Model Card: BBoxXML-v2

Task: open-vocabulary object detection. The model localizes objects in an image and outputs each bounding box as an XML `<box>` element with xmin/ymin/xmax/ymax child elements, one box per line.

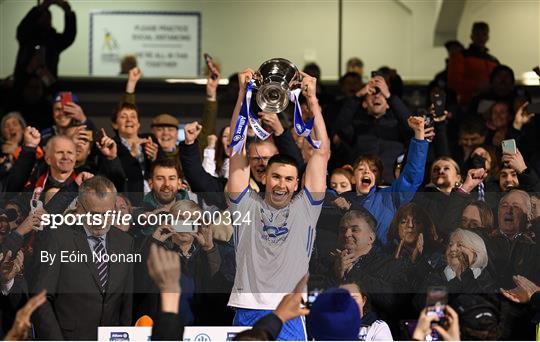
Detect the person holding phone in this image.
<box><xmin>500</xmin><ymin>144</ymin><xmax>540</xmax><ymax>192</ymax></box>
<box><xmin>40</xmin><ymin>92</ymin><xmax>96</xmax><ymax>146</ymax></box>
<box><xmin>332</xmin><ymin>74</ymin><xmax>413</xmax><ymax>182</ymax></box>
<box><xmin>412</xmin><ymin>304</ymin><xmax>460</xmax><ymax>341</ymax></box>
<box><xmin>133</xmin><ymin>199</ymin><xmax>221</xmax><ymax>328</ymax></box>
<box><xmin>13</xmin><ymin>0</ymin><xmax>76</xmax><ymax>86</ymax></box>
<box><xmin>478</xmin><ymin>143</ymin><xmax>540</xmax><ymax>211</ymax></box>
<box><xmin>412</xmin><ymin>229</ymin><xmax>495</xmax><ymax>314</ymax></box>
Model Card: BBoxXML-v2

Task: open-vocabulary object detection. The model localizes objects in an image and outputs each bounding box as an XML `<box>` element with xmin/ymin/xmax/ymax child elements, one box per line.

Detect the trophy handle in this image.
<box><xmin>251</xmin><ymin>71</ymin><xmax>263</xmax><ymax>88</ymax></box>
<box><xmin>290</xmin><ymin>72</ymin><xmax>303</xmax><ymax>90</ymax></box>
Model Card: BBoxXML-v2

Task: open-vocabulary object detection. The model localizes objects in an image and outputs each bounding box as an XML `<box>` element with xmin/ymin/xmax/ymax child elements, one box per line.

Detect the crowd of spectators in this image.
<box><xmin>0</xmin><ymin>3</ymin><xmax>540</xmax><ymax>340</ymax></box>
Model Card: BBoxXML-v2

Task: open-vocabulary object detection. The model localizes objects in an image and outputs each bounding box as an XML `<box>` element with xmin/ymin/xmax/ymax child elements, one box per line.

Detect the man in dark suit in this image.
<box><xmin>32</xmin><ymin>176</ymin><xmax>135</xmax><ymax>340</ymax></box>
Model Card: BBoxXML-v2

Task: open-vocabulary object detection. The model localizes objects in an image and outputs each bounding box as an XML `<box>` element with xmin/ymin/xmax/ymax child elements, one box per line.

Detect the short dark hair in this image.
<box><xmin>303</xmin><ymin>63</ymin><xmax>321</xmax><ymax>79</ymax></box>
<box><xmin>338</xmin><ymin>281</ymin><xmax>372</xmax><ymax>315</ymax></box>
<box><xmin>149</xmin><ymin>158</ymin><xmax>183</xmax><ymax>179</ymax></box>
<box><xmin>339</xmin><ymin>209</ymin><xmax>378</xmax><ymax>234</ymax></box>
<box><xmin>339</xmin><ymin>72</ymin><xmax>362</xmax><ymax>86</ymax></box>
<box><xmin>353</xmin><ymin>154</ymin><xmax>384</xmax><ymax>185</ymax></box>
<box><xmin>78</xmin><ymin>176</ymin><xmax>117</xmax><ymax>206</ymax></box>
<box><xmin>472</xmin><ymin>22</ymin><xmax>489</xmax><ymax>34</ymax></box>
<box><xmin>111</xmin><ymin>102</ymin><xmax>138</xmax><ymax>123</ymax></box>
<box><xmin>65</xmin><ymin>119</ymin><xmax>84</xmax><ymax>130</ymax></box>
<box><xmin>464</xmin><ymin>200</ymin><xmax>495</xmax><ymax>232</ymax></box>
<box><xmin>266</xmin><ymin>154</ymin><xmax>299</xmax><ymax>178</ymax></box>
<box><xmin>444</xmin><ymin>40</ymin><xmax>464</xmax><ymax>52</ymax></box>
<box><xmin>459</xmin><ymin>116</ymin><xmax>487</xmax><ymax>137</ymax></box>
<box><xmin>489</xmin><ymin>64</ymin><xmax>515</xmax><ymax>84</ymax></box>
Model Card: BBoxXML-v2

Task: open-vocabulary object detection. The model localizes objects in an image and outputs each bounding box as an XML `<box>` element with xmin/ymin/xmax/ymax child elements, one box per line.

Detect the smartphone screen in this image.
<box><xmin>174</xmin><ymin>221</ymin><xmax>198</xmax><ymax>233</ymax></box>
<box><xmin>426</xmin><ymin>286</ymin><xmax>448</xmax><ymax>326</ymax></box>
<box><xmin>431</xmin><ymin>91</ymin><xmax>446</xmax><ymax>117</ymax></box>
<box><xmin>307</xmin><ymin>289</ymin><xmax>321</xmax><ymax>308</ymax></box>
<box><xmin>177</xmin><ymin>124</ymin><xmax>185</xmax><ymax>144</ymax></box>
<box><xmin>526</xmin><ymin>102</ymin><xmax>540</xmax><ymax>114</ymax></box>
<box><xmin>95</xmin><ymin>129</ymin><xmax>105</xmax><ymax>145</ymax></box>
<box><xmin>61</xmin><ymin>92</ymin><xmax>73</xmax><ymax>107</ymax></box>
<box><xmin>204</xmin><ymin>53</ymin><xmax>218</xmax><ymax>80</ymax></box>
<box><xmin>401</xmin><ymin>320</ymin><xmax>442</xmax><ymax>341</ymax></box>
<box><xmin>501</xmin><ymin>139</ymin><xmax>517</xmax><ymax>155</ymax></box>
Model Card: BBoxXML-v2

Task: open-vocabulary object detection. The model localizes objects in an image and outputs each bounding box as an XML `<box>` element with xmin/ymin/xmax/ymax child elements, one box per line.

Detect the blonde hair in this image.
<box><xmin>449</xmin><ymin>229</ymin><xmax>488</xmax><ymax>269</ymax></box>
<box><xmin>169</xmin><ymin>200</ymin><xmax>201</xmax><ymax>215</ymax></box>
<box><xmin>431</xmin><ymin>157</ymin><xmax>461</xmax><ymax>176</ymax></box>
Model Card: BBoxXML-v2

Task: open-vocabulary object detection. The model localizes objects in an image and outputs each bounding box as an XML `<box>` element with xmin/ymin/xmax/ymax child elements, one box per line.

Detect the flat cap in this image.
<box><xmin>151</xmin><ymin>114</ymin><xmax>179</xmax><ymax>128</ymax></box>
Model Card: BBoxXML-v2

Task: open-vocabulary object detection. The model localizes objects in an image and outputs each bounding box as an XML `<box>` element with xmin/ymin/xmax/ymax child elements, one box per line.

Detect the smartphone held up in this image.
<box><xmin>426</xmin><ymin>286</ymin><xmax>448</xmax><ymax>326</ymax></box>
<box><xmin>204</xmin><ymin>53</ymin><xmax>218</xmax><ymax>80</ymax></box>
<box><xmin>501</xmin><ymin>139</ymin><xmax>517</xmax><ymax>155</ymax></box>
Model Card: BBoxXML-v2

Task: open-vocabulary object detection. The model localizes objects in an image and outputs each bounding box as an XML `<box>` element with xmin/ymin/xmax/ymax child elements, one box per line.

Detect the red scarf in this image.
<box><xmin>29</xmin><ymin>170</ymin><xmax>78</xmax><ymax>202</ymax></box>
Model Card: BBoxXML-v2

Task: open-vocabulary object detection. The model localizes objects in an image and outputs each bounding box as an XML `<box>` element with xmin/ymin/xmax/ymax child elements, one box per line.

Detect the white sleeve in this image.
<box><xmin>229</xmin><ymin>187</ymin><xmax>257</xmax><ymax>212</ymax></box>
<box><xmin>293</xmin><ymin>188</ymin><xmax>323</xmax><ymax>224</ymax></box>
<box><xmin>222</xmin><ymin>158</ymin><xmax>230</xmax><ymax>178</ymax></box>
<box><xmin>368</xmin><ymin>321</ymin><xmax>394</xmax><ymax>341</ymax></box>
<box><xmin>1</xmin><ymin>278</ymin><xmax>15</xmax><ymax>295</ymax></box>
<box><xmin>228</xmin><ymin>187</ymin><xmax>261</xmax><ymax>247</ymax></box>
<box><xmin>202</xmin><ymin>147</ymin><xmax>218</xmax><ymax>177</ymax></box>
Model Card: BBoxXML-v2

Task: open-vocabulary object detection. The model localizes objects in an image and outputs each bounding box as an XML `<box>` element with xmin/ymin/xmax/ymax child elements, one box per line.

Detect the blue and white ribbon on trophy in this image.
<box><xmin>291</xmin><ymin>88</ymin><xmax>321</xmax><ymax>149</ymax></box>
<box><xmin>230</xmin><ymin>80</ymin><xmax>320</xmax><ymax>156</ymax></box>
<box><xmin>230</xmin><ymin>80</ymin><xmax>271</xmax><ymax>156</ymax></box>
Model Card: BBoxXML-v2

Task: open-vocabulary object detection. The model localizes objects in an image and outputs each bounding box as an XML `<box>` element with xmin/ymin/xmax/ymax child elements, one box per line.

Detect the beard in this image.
<box><xmin>156</xmin><ymin>186</ymin><xmax>177</xmax><ymax>204</ymax></box>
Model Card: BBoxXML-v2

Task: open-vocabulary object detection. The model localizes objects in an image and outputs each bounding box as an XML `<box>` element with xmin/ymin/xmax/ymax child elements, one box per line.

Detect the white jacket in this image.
<box><xmin>358</xmin><ymin>320</ymin><xmax>393</xmax><ymax>341</ymax></box>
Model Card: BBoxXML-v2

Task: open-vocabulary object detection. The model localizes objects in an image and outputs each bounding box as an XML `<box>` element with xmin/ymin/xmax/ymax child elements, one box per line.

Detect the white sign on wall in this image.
<box><xmin>89</xmin><ymin>11</ymin><xmax>200</xmax><ymax>77</ymax></box>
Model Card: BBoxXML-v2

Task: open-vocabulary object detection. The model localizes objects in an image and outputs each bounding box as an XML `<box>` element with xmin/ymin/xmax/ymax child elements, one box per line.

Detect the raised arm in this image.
<box><xmin>4</xmin><ymin>127</ymin><xmax>40</xmax><ymax>194</ymax></box>
<box><xmin>199</xmin><ymin>61</ymin><xmax>220</xmax><ymax>152</ymax></box>
<box><xmin>56</xmin><ymin>0</ymin><xmax>76</xmax><ymax>52</ymax></box>
<box><xmin>301</xmin><ymin>72</ymin><xmax>330</xmax><ymax>199</ymax></box>
<box><xmin>125</xmin><ymin>67</ymin><xmax>141</xmax><ymax>98</ymax></box>
<box><xmin>389</xmin><ymin>116</ymin><xmax>429</xmax><ymax>208</ymax></box>
<box><xmin>227</xmin><ymin>69</ymin><xmax>255</xmax><ymax>195</ymax></box>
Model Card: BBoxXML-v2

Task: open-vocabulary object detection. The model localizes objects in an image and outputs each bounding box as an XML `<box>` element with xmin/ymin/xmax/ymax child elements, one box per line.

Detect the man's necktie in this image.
<box><xmin>478</xmin><ymin>181</ymin><xmax>485</xmax><ymax>202</ymax></box>
<box><xmin>89</xmin><ymin>236</ymin><xmax>108</xmax><ymax>291</ymax></box>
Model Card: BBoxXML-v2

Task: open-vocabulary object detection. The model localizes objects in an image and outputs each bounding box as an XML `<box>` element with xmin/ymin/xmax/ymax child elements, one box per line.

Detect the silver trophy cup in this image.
<box><xmin>253</xmin><ymin>58</ymin><xmax>301</xmax><ymax>113</ymax></box>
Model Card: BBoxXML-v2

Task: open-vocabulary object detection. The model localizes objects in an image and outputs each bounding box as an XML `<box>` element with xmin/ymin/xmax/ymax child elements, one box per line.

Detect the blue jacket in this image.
<box><xmin>351</xmin><ymin>138</ymin><xmax>428</xmax><ymax>245</ymax></box>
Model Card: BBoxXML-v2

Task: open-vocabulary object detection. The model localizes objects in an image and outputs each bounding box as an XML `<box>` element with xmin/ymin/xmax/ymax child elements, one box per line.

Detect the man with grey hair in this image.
<box><xmin>333</xmin><ymin>208</ymin><xmax>405</xmax><ymax>318</ymax></box>
<box><xmin>32</xmin><ymin>175</ymin><xmax>135</xmax><ymax>340</ymax></box>
<box><xmin>5</xmin><ymin>134</ymin><xmax>81</xmax><ymax>214</ymax></box>
<box><xmin>497</xmin><ymin>189</ymin><xmax>532</xmax><ymax>238</ymax></box>
<box><xmin>486</xmin><ymin>189</ymin><xmax>539</xmax><ymax>288</ymax></box>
